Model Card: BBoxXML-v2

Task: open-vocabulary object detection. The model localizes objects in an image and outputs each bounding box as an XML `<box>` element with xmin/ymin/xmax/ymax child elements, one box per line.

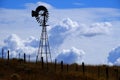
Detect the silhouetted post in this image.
<box><xmin>75</xmin><ymin>64</ymin><xmax>78</xmax><ymax>71</ymax></box>
<box><xmin>28</xmin><ymin>55</ymin><xmax>30</xmax><ymax>62</ymax></box>
<box><xmin>18</xmin><ymin>53</ymin><xmax>20</xmax><ymax>59</ymax></box>
<box><xmin>24</xmin><ymin>53</ymin><xmax>26</xmax><ymax>63</ymax></box>
<box><xmin>106</xmin><ymin>67</ymin><xmax>109</xmax><ymax>80</ymax></box>
<box><xmin>82</xmin><ymin>62</ymin><xmax>85</xmax><ymax>76</ymax></box>
<box><xmin>67</xmin><ymin>64</ymin><xmax>69</xmax><ymax>72</ymax></box>
<box><xmin>7</xmin><ymin>50</ymin><xmax>9</xmax><ymax>60</ymax></box>
<box><xmin>41</xmin><ymin>57</ymin><xmax>44</xmax><ymax>69</ymax></box>
<box><xmin>115</xmin><ymin>69</ymin><xmax>119</xmax><ymax>80</ymax></box>
<box><xmin>116</xmin><ymin>69</ymin><xmax>119</xmax><ymax>80</ymax></box>
<box><xmin>46</xmin><ymin>61</ymin><xmax>48</xmax><ymax>71</ymax></box>
<box><xmin>55</xmin><ymin>59</ymin><xmax>57</xmax><ymax>72</ymax></box>
<box><xmin>61</xmin><ymin>61</ymin><xmax>63</xmax><ymax>72</ymax></box>
<box><xmin>2</xmin><ymin>48</ymin><xmax>4</xmax><ymax>59</ymax></box>
<box><xmin>98</xmin><ymin>66</ymin><xmax>100</xmax><ymax>79</ymax></box>
<box><xmin>36</xmin><ymin>55</ymin><xmax>38</xmax><ymax>63</ymax></box>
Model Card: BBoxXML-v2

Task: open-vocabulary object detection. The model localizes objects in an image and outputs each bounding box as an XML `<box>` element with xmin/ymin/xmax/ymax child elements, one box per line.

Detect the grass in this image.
<box><xmin>0</xmin><ymin>58</ymin><xmax>119</xmax><ymax>80</ymax></box>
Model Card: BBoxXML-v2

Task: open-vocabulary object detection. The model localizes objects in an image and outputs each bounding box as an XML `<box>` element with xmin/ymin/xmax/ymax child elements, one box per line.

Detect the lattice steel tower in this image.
<box><xmin>32</xmin><ymin>6</ymin><xmax>52</xmax><ymax>63</ymax></box>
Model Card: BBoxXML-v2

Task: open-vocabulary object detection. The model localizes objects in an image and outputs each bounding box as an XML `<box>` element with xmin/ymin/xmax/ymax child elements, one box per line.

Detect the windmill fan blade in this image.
<box><xmin>32</xmin><ymin>6</ymin><xmax>49</xmax><ymax>25</ymax></box>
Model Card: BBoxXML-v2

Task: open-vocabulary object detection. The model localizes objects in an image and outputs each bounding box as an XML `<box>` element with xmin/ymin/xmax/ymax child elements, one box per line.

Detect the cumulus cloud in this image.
<box><xmin>49</xmin><ymin>18</ymin><xmax>112</xmax><ymax>48</ymax></box>
<box><xmin>114</xmin><ymin>58</ymin><xmax>120</xmax><ymax>65</ymax></box>
<box><xmin>60</xmin><ymin>18</ymin><xmax>79</xmax><ymax>29</ymax></box>
<box><xmin>49</xmin><ymin>18</ymin><xmax>79</xmax><ymax>48</ymax></box>
<box><xmin>56</xmin><ymin>47</ymin><xmax>85</xmax><ymax>64</ymax></box>
<box><xmin>2</xmin><ymin>34</ymin><xmax>85</xmax><ymax>64</ymax></box>
<box><xmin>4</xmin><ymin>34</ymin><xmax>24</xmax><ymax>51</ymax></box>
<box><xmin>80</xmin><ymin>22</ymin><xmax>112</xmax><ymax>37</ymax></box>
<box><xmin>50</xmin><ymin>18</ymin><xmax>112</xmax><ymax>38</ymax></box>
<box><xmin>3</xmin><ymin>34</ymin><xmax>38</xmax><ymax>60</ymax></box>
<box><xmin>108</xmin><ymin>46</ymin><xmax>120</xmax><ymax>65</ymax></box>
<box><xmin>24</xmin><ymin>36</ymin><xmax>39</xmax><ymax>48</ymax></box>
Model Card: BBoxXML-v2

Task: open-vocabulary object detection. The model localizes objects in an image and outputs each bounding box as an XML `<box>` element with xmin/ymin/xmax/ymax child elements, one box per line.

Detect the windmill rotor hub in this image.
<box><xmin>32</xmin><ymin>5</ymin><xmax>49</xmax><ymax>26</ymax></box>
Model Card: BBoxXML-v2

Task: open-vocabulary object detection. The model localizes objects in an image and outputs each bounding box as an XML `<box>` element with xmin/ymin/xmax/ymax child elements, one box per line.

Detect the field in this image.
<box><xmin>0</xmin><ymin>58</ymin><xmax>119</xmax><ymax>80</ymax></box>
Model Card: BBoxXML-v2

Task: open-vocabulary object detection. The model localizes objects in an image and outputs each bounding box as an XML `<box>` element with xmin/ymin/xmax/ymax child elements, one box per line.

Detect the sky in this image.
<box><xmin>0</xmin><ymin>0</ymin><xmax>120</xmax><ymax>9</ymax></box>
<box><xmin>0</xmin><ymin>0</ymin><xmax>120</xmax><ymax>65</ymax></box>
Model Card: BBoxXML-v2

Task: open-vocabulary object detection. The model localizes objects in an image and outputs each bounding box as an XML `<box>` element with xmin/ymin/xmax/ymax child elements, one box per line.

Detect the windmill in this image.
<box><xmin>32</xmin><ymin>6</ymin><xmax>52</xmax><ymax>64</ymax></box>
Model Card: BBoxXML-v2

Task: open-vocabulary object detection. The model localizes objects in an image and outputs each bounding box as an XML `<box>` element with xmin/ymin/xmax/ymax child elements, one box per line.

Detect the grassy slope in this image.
<box><xmin>0</xmin><ymin>59</ymin><xmax>119</xmax><ymax>80</ymax></box>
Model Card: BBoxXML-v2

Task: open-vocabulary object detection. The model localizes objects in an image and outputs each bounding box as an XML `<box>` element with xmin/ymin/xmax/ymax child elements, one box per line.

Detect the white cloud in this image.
<box><xmin>4</xmin><ymin>34</ymin><xmax>24</xmax><ymax>51</ymax></box>
<box><xmin>49</xmin><ymin>18</ymin><xmax>79</xmax><ymax>48</ymax></box>
<box><xmin>73</xmin><ymin>2</ymin><xmax>84</xmax><ymax>6</ymax></box>
<box><xmin>56</xmin><ymin>47</ymin><xmax>85</xmax><ymax>64</ymax></box>
<box><xmin>60</xmin><ymin>18</ymin><xmax>79</xmax><ymax>29</ymax></box>
<box><xmin>3</xmin><ymin>34</ymin><xmax>38</xmax><ymax>60</ymax></box>
<box><xmin>24</xmin><ymin>36</ymin><xmax>39</xmax><ymax>48</ymax></box>
<box><xmin>37</xmin><ymin>2</ymin><xmax>54</xmax><ymax>9</ymax></box>
<box><xmin>25</xmin><ymin>1</ymin><xmax>54</xmax><ymax>10</ymax></box>
<box><xmin>49</xmin><ymin>18</ymin><xmax>112</xmax><ymax>47</ymax></box>
<box><xmin>32</xmin><ymin>17</ymin><xmax>113</xmax><ymax>64</ymax></box>
<box><xmin>80</xmin><ymin>22</ymin><xmax>112</xmax><ymax>37</ymax></box>
<box><xmin>108</xmin><ymin>46</ymin><xmax>120</xmax><ymax>65</ymax></box>
<box><xmin>114</xmin><ymin>58</ymin><xmax>120</xmax><ymax>65</ymax></box>
<box><xmin>2</xmin><ymin>34</ymin><xmax>85</xmax><ymax>64</ymax></box>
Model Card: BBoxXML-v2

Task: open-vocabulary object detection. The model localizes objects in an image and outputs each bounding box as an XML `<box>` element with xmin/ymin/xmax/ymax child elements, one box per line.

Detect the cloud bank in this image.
<box><xmin>3</xmin><ymin>34</ymin><xmax>38</xmax><ymax>60</ymax></box>
<box><xmin>2</xmin><ymin>34</ymin><xmax>85</xmax><ymax>64</ymax></box>
<box><xmin>50</xmin><ymin>18</ymin><xmax>112</xmax><ymax>38</ymax></box>
<box><xmin>49</xmin><ymin>18</ymin><xmax>112</xmax><ymax>48</ymax></box>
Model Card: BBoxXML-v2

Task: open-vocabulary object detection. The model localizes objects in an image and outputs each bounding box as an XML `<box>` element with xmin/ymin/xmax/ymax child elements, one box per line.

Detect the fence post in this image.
<box><xmin>41</xmin><ymin>57</ymin><xmax>44</xmax><ymax>69</ymax></box>
<box><xmin>7</xmin><ymin>50</ymin><xmax>9</xmax><ymax>61</ymax></box>
<box><xmin>82</xmin><ymin>62</ymin><xmax>85</xmax><ymax>76</ymax></box>
<box><xmin>24</xmin><ymin>53</ymin><xmax>26</xmax><ymax>63</ymax></box>
<box><xmin>36</xmin><ymin>55</ymin><xmax>38</xmax><ymax>63</ymax></box>
<box><xmin>106</xmin><ymin>67</ymin><xmax>109</xmax><ymax>80</ymax></box>
<box><xmin>115</xmin><ymin>69</ymin><xmax>119</xmax><ymax>80</ymax></box>
<box><xmin>46</xmin><ymin>61</ymin><xmax>48</xmax><ymax>71</ymax></box>
<box><xmin>55</xmin><ymin>59</ymin><xmax>57</xmax><ymax>72</ymax></box>
<box><xmin>116</xmin><ymin>69</ymin><xmax>119</xmax><ymax>80</ymax></box>
<box><xmin>67</xmin><ymin>64</ymin><xmax>69</xmax><ymax>72</ymax></box>
<box><xmin>61</xmin><ymin>61</ymin><xmax>63</xmax><ymax>72</ymax></box>
<box><xmin>28</xmin><ymin>55</ymin><xmax>30</xmax><ymax>62</ymax></box>
<box><xmin>2</xmin><ymin>48</ymin><xmax>4</xmax><ymax>59</ymax></box>
<box><xmin>18</xmin><ymin>53</ymin><xmax>20</xmax><ymax>59</ymax></box>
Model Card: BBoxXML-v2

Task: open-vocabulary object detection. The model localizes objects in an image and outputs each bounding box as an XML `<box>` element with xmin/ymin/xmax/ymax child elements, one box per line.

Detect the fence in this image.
<box><xmin>0</xmin><ymin>49</ymin><xmax>31</xmax><ymax>63</ymax></box>
<box><xmin>0</xmin><ymin>48</ymin><xmax>120</xmax><ymax>80</ymax></box>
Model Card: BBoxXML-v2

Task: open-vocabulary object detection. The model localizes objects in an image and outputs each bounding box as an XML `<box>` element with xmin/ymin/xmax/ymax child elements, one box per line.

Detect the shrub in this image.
<box><xmin>10</xmin><ymin>73</ymin><xmax>21</xmax><ymax>80</ymax></box>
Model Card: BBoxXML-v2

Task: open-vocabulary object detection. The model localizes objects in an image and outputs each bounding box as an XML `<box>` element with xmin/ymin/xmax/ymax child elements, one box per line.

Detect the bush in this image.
<box><xmin>10</xmin><ymin>73</ymin><xmax>21</xmax><ymax>80</ymax></box>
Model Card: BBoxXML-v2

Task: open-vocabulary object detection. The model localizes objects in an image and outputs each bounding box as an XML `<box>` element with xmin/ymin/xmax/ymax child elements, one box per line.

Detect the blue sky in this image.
<box><xmin>0</xmin><ymin>0</ymin><xmax>120</xmax><ymax>65</ymax></box>
<box><xmin>0</xmin><ymin>0</ymin><xmax>120</xmax><ymax>9</ymax></box>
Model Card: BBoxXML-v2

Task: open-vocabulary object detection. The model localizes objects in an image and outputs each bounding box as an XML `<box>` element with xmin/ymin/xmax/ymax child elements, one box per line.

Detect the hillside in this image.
<box><xmin>0</xmin><ymin>59</ymin><xmax>119</xmax><ymax>80</ymax></box>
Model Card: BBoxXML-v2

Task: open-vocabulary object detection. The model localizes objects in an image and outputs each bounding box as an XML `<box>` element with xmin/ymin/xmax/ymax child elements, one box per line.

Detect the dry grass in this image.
<box><xmin>0</xmin><ymin>58</ymin><xmax>119</xmax><ymax>80</ymax></box>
